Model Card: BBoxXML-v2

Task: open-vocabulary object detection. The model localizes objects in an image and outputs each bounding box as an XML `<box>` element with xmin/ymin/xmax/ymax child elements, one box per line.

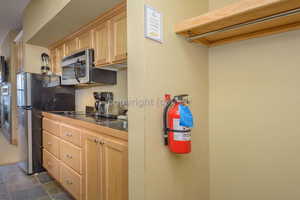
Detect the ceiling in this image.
<box><xmin>28</xmin><ymin>0</ymin><xmax>122</xmax><ymax>47</ymax></box>
<box><xmin>0</xmin><ymin>0</ymin><xmax>31</xmax><ymax>45</ymax></box>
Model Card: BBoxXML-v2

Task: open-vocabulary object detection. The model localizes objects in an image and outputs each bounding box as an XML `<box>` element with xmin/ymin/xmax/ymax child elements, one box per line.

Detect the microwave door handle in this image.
<box><xmin>73</xmin><ymin>63</ymin><xmax>81</xmax><ymax>83</ymax></box>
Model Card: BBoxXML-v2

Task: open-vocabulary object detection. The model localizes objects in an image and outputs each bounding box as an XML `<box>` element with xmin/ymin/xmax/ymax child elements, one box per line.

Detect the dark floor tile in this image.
<box><xmin>0</xmin><ymin>183</ymin><xmax>7</xmax><ymax>193</ymax></box>
<box><xmin>0</xmin><ymin>192</ymin><xmax>11</xmax><ymax>200</ymax></box>
<box><xmin>36</xmin><ymin>196</ymin><xmax>52</xmax><ymax>200</ymax></box>
<box><xmin>0</xmin><ymin>165</ymin><xmax>70</xmax><ymax>200</ymax></box>
<box><xmin>52</xmin><ymin>192</ymin><xmax>74</xmax><ymax>200</ymax></box>
<box><xmin>0</xmin><ymin>164</ymin><xmax>19</xmax><ymax>175</ymax></box>
<box><xmin>11</xmin><ymin>185</ymin><xmax>48</xmax><ymax>200</ymax></box>
<box><xmin>36</xmin><ymin>172</ymin><xmax>53</xmax><ymax>184</ymax></box>
<box><xmin>0</xmin><ymin>174</ymin><xmax>4</xmax><ymax>184</ymax></box>
<box><xmin>4</xmin><ymin>171</ymin><xmax>35</xmax><ymax>183</ymax></box>
<box><xmin>5</xmin><ymin>173</ymin><xmax>39</xmax><ymax>193</ymax></box>
<box><xmin>42</xmin><ymin>181</ymin><xmax>63</xmax><ymax>195</ymax></box>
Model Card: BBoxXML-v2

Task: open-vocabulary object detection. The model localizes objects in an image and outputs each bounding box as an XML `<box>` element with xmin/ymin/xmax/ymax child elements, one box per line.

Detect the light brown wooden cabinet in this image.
<box><xmin>56</xmin><ymin>44</ymin><xmax>65</xmax><ymax>72</ymax></box>
<box><xmin>42</xmin><ymin>112</ymin><xmax>128</xmax><ymax>200</ymax></box>
<box><xmin>83</xmin><ymin>132</ymin><xmax>128</xmax><ymax>200</ymax></box>
<box><xmin>111</xmin><ymin>11</ymin><xmax>127</xmax><ymax>64</ymax></box>
<box><xmin>84</xmin><ymin>133</ymin><xmax>101</xmax><ymax>200</ymax></box>
<box><xmin>50</xmin><ymin>49</ymin><xmax>57</xmax><ymax>73</ymax></box>
<box><xmin>50</xmin><ymin>44</ymin><xmax>65</xmax><ymax>73</ymax></box>
<box><xmin>102</xmin><ymin>137</ymin><xmax>128</xmax><ymax>200</ymax></box>
<box><xmin>78</xmin><ymin>31</ymin><xmax>92</xmax><ymax>51</ymax></box>
<box><xmin>60</xmin><ymin>162</ymin><xmax>82</xmax><ymax>200</ymax></box>
<box><xmin>93</xmin><ymin>21</ymin><xmax>111</xmax><ymax>66</ymax></box>
<box><xmin>49</xmin><ymin>2</ymin><xmax>127</xmax><ymax>69</ymax></box>
<box><xmin>65</xmin><ymin>38</ymin><xmax>78</xmax><ymax>56</ymax></box>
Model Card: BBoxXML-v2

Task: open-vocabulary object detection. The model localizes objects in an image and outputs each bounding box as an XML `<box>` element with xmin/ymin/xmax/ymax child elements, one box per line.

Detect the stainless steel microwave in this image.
<box><xmin>61</xmin><ymin>49</ymin><xmax>116</xmax><ymax>86</ymax></box>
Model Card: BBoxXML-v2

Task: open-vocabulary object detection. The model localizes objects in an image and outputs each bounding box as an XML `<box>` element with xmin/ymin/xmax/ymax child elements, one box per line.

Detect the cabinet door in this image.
<box><xmin>56</xmin><ymin>44</ymin><xmax>65</xmax><ymax>73</ymax></box>
<box><xmin>50</xmin><ymin>49</ymin><xmax>57</xmax><ymax>73</ymax></box>
<box><xmin>78</xmin><ymin>31</ymin><xmax>92</xmax><ymax>51</ymax></box>
<box><xmin>65</xmin><ymin>38</ymin><xmax>78</xmax><ymax>56</ymax></box>
<box><xmin>93</xmin><ymin>21</ymin><xmax>111</xmax><ymax>66</ymax></box>
<box><xmin>84</xmin><ymin>133</ymin><xmax>103</xmax><ymax>200</ymax></box>
<box><xmin>50</xmin><ymin>45</ymin><xmax>65</xmax><ymax>73</ymax></box>
<box><xmin>102</xmin><ymin>139</ymin><xmax>128</xmax><ymax>200</ymax></box>
<box><xmin>111</xmin><ymin>11</ymin><xmax>127</xmax><ymax>63</ymax></box>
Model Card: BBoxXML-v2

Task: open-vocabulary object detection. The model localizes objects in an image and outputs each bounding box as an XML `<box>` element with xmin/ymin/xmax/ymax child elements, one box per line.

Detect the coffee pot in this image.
<box><xmin>94</xmin><ymin>92</ymin><xmax>118</xmax><ymax>118</ymax></box>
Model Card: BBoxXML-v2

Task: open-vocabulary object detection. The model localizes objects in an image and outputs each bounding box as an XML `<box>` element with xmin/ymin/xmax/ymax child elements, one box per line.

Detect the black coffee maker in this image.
<box><xmin>94</xmin><ymin>92</ymin><xmax>116</xmax><ymax>118</ymax></box>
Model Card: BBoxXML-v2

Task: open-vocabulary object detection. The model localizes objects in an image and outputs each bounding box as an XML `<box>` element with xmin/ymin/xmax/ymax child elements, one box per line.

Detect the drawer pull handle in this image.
<box><xmin>66</xmin><ymin>133</ymin><xmax>73</xmax><ymax>137</ymax></box>
<box><xmin>66</xmin><ymin>180</ymin><xmax>73</xmax><ymax>185</ymax></box>
<box><xmin>66</xmin><ymin>154</ymin><xmax>73</xmax><ymax>159</ymax></box>
<box><xmin>47</xmin><ymin>142</ymin><xmax>52</xmax><ymax>146</ymax></box>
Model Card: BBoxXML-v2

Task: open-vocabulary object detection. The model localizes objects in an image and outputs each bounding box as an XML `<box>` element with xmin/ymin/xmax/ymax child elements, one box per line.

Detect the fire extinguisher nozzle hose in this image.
<box><xmin>163</xmin><ymin>100</ymin><xmax>173</xmax><ymax>146</ymax></box>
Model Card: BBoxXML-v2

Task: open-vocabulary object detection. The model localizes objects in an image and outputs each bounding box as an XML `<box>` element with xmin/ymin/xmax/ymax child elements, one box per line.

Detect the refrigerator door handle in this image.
<box><xmin>27</xmin><ymin>109</ymin><xmax>33</xmax><ymax>174</ymax></box>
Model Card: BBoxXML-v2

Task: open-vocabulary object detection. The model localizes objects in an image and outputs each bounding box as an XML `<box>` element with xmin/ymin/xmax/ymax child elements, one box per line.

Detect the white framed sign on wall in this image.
<box><xmin>144</xmin><ymin>5</ymin><xmax>163</xmax><ymax>43</ymax></box>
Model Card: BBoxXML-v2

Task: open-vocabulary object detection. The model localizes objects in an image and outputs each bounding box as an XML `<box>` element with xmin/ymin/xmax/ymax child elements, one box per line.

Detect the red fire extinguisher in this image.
<box><xmin>163</xmin><ymin>94</ymin><xmax>193</xmax><ymax>154</ymax></box>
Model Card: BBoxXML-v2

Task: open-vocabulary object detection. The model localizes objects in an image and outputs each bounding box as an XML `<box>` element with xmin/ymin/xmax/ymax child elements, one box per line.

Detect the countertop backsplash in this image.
<box><xmin>75</xmin><ymin>69</ymin><xmax>128</xmax><ymax>111</ymax></box>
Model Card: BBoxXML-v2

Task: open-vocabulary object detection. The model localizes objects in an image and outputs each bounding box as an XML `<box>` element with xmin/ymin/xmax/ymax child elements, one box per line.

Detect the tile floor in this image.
<box><xmin>0</xmin><ymin>133</ymin><xmax>20</xmax><ymax>165</ymax></box>
<box><xmin>0</xmin><ymin>164</ymin><xmax>74</xmax><ymax>200</ymax></box>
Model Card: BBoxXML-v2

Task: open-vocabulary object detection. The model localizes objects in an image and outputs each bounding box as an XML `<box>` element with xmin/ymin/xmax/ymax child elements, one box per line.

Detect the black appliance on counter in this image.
<box><xmin>94</xmin><ymin>92</ymin><xmax>117</xmax><ymax>119</ymax></box>
<box><xmin>17</xmin><ymin>72</ymin><xmax>75</xmax><ymax>175</ymax></box>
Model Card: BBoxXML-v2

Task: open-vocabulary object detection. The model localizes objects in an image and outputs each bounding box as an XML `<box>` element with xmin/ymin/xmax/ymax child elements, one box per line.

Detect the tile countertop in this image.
<box><xmin>49</xmin><ymin>111</ymin><xmax>128</xmax><ymax>132</ymax></box>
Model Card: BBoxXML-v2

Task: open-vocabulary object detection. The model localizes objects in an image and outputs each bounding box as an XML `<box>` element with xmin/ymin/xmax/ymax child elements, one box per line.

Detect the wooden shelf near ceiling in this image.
<box><xmin>174</xmin><ymin>0</ymin><xmax>300</xmax><ymax>47</ymax></box>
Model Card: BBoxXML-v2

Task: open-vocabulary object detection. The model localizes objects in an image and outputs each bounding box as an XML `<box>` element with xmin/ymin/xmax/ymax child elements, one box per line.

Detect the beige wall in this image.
<box><xmin>75</xmin><ymin>70</ymin><xmax>128</xmax><ymax>111</ymax></box>
<box><xmin>209</xmin><ymin>1</ymin><xmax>300</xmax><ymax>200</ymax></box>
<box><xmin>23</xmin><ymin>44</ymin><xmax>49</xmax><ymax>73</ymax></box>
<box><xmin>128</xmin><ymin>0</ymin><xmax>209</xmax><ymax>200</ymax></box>
<box><xmin>22</xmin><ymin>0</ymin><xmax>70</xmax><ymax>42</ymax></box>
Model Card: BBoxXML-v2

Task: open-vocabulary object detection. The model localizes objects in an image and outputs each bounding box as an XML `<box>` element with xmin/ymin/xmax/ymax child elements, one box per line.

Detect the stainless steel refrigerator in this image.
<box><xmin>17</xmin><ymin>72</ymin><xmax>75</xmax><ymax>175</ymax></box>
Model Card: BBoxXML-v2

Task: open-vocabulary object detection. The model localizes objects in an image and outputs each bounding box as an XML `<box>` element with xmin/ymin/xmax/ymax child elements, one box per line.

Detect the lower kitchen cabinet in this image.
<box><xmin>42</xmin><ymin>114</ymin><xmax>128</xmax><ymax>200</ymax></box>
<box><xmin>84</xmin><ymin>133</ymin><xmax>101</xmax><ymax>200</ymax></box>
<box><xmin>60</xmin><ymin>162</ymin><xmax>82</xmax><ymax>200</ymax></box>
<box><xmin>43</xmin><ymin>149</ymin><xmax>60</xmax><ymax>181</ymax></box>
<box><xmin>83</xmin><ymin>132</ymin><xmax>128</xmax><ymax>200</ymax></box>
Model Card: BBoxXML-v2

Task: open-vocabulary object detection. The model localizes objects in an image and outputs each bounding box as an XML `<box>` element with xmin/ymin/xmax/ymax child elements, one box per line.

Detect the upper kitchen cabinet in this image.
<box><xmin>65</xmin><ymin>38</ymin><xmax>78</xmax><ymax>56</ymax></box>
<box><xmin>56</xmin><ymin>44</ymin><xmax>65</xmax><ymax>72</ymax></box>
<box><xmin>49</xmin><ymin>2</ymin><xmax>127</xmax><ymax>69</ymax></box>
<box><xmin>111</xmin><ymin>11</ymin><xmax>127</xmax><ymax>64</ymax></box>
<box><xmin>78</xmin><ymin>31</ymin><xmax>92</xmax><ymax>52</ymax></box>
<box><xmin>50</xmin><ymin>44</ymin><xmax>65</xmax><ymax>73</ymax></box>
<box><xmin>93</xmin><ymin>21</ymin><xmax>111</xmax><ymax>67</ymax></box>
<box><xmin>50</xmin><ymin>48</ymin><xmax>57</xmax><ymax>73</ymax></box>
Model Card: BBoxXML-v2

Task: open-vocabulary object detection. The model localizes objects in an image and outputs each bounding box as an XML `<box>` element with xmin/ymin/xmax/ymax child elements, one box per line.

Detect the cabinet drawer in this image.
<box><xmin>60</xmin><ymin>140</ymin><xmax>82</xmax><ymax>174</ymax></box>
<box><xmin>61</xmin><ymin>124</ymin><xmax>82</xmax><ymax>147</ymax></box>
<box><xmin>60</xmin><ymin>162</ymin><xmax>82</xmax><ymax>200</ymax></box>
<box><xmin>43</xmin><ymin>149</ymin><xmax>60</xmax><ymax>181</ymax></box>
<box><xmin>43</xmin><ymin>118</ymin><xmax>60</xmax><ymax>137</ymax></box>
<box><xmin>43</xmin><ymin>131</ymin><xmax>60</xmax><ymax>158</ymax></box>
